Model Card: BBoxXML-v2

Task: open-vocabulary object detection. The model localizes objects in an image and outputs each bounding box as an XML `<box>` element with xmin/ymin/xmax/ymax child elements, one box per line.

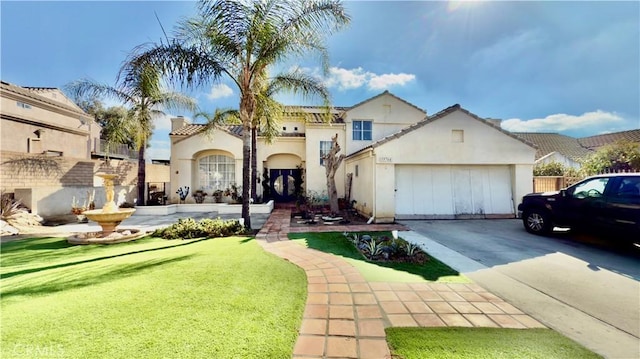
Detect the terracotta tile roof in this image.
<box><xmin>578</xmin><ymin>129</ymin><xmax>640</xmax><ymax>150</ymax></box>
<box><xmin>347</xmin><ymin>104</ymin><xmax>535</xmax><ymax>158</ymax></box>
<box><xmin>170</xmin><ymin>124</ymin><xmax>204</xmax><ymax>136</ymax></box>
<box><xmin>170</xmin><ymin>106</ymin><xmax>345</xmax><ymax>139</ymax></box>
<box><xmin>282</xmin><ymin>105</ymin><xmax>345</xmax><ymax>123</ymax></box>
<box><xmin>513</xmin><ymin>132</ymin><xmax>593</xmax><ymax>161</ymax></box>
<box><xmin>170</xmin><ymin>124</ymin><xmax>243</xmax><ymax>138</ymax></box>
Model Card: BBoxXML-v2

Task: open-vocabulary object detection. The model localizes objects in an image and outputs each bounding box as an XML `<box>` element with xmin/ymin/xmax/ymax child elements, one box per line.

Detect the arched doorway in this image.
<box><xmin>265</xmin><ymin>153</ymin><xmax>302</xmax><ymax>203</ymax></box>
<box><xmin>270</xmin><ymin>168</ymin><xmax>301</xmax><ymax>202</ymax></box>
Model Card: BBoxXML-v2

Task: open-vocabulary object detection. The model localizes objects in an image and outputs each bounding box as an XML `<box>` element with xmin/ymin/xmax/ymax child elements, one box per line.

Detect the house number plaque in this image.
<box><xmin>378</xmin><ymin>156</ymin><xmax>393</xmax><ymax>163</ymax></box>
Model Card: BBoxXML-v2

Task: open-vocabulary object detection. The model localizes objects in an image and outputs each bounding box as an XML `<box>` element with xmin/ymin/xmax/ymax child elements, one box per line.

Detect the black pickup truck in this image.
<box><xmin>517</xmin><ymin>173</ymin><xmax>640</xmax><ymax>238</ymax></box>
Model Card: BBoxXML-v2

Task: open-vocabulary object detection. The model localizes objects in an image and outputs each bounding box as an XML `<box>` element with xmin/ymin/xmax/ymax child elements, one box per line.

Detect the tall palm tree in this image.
<box><xmin>66</xmin><ymin>63</ymin><xmax>196</xmax><ymax>205</ymax></box>
<box><xmin>125</xmin><ymin>0</ymin><xmax>350</xmax><ymax>228</ymax></box>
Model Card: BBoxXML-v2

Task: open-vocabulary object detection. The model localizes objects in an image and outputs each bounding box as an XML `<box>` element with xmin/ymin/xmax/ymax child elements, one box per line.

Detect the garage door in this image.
<box><xmin>395</xmin><ymin>165</ymin><xmax>514</xmax><ymax>219</ymax></box>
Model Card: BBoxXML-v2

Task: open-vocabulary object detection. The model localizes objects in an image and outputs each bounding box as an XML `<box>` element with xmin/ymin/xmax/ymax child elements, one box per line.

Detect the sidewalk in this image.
<box><xmin>257</xmin><ymin>209</ymin><xmax>545</xmax><ymax>359</ymax></box>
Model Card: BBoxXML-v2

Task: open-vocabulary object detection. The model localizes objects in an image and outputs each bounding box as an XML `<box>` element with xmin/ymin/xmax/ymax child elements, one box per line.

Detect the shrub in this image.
<box><xmin>152</xmin><ymin>217</ymin><xmax>244</xmax><ymax>240</ymax></box>
<box><xmin>1</xmin><ymin>191</ymin><xmax>24</xmax><ymax>221</ymax></box>
<box><xmin>533</xmin><ymin>161</ymin><xmax>579</xmax><ymax>176</ymax></box>
<box><xmin>581</xmin><ymin>140</ymin><xmax>640</xmax><ymax>176</ymax></box>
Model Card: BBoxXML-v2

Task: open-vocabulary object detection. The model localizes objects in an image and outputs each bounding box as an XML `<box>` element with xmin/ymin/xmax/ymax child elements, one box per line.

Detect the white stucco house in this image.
<box><xmin>168</xmin><ymin>91</ymin><xmax>536</xmax><ymax>223</ymax></box>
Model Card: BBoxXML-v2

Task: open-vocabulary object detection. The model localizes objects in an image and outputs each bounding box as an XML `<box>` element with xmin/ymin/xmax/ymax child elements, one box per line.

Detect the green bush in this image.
<box><xmin>581</xmin><ymin>140</ymin><xmax>640</xmax><ymax>176</ymax></box>
<box><xmin>533</xmin><ymin>161</ymin><xmax>579</xmax><ymax>176</ymax></box>
<box><xmin>152</xmin><ymin>218</ymin><xmax>244</xmax><ymax>239</ymax></box>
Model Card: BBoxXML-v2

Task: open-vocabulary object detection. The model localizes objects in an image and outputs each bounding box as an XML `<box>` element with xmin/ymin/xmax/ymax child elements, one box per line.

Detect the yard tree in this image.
<box><xmin>581</xmin><ymin>140</ymin><xmax>640</xmax><ymax>175</ymax></box>
<box><xmin>66</xmin><ymin>63</ymin><xmax>196</xmax><ymax>205</ymax></box>
<box><xmin>323</xmin><ymin>133</ymin><xmax>344</xmax><ymax>214</ymax></box>
<box><xmin>124</xmin><ymin>0</ymin><xmax>350</xmax><ymax>228</ymax></box>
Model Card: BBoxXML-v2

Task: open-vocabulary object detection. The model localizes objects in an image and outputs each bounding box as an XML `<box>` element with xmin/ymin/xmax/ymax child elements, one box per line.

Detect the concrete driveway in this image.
<box><xmin>401</xmin><ymin>219</ymin><xmax>640</xmax><ymax>359</ymax></box>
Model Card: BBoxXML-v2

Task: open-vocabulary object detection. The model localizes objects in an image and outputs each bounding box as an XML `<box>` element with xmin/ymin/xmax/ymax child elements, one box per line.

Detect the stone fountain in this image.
<box><xmin>68</xmin><ymin>173</ymin><xmax>142</xmax><ymax>245</ymax></box>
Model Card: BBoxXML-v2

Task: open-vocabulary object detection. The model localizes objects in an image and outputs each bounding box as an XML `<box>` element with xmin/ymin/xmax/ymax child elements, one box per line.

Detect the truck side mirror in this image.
<box><xmin>560</xmin><ymin>189</ymin><xmax>566</xmax><ymax>197</ymax></box>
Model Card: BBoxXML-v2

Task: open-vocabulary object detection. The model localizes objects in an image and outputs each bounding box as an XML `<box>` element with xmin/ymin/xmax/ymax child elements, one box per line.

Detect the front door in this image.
<box><xmin>270</xmin><ymin>169</ymin><xmax>301</xmax><ymax>202</ymax></box>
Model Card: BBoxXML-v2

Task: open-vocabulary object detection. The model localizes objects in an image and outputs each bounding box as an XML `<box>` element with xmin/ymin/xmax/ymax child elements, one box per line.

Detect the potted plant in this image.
<box><xmin>176</xmin><ymin>186</ymin><xmax>190</xmax><ymax>204</ymax></box>
<box><xmin>193</xmin><ymin>190</ymin><xmax>207</xmax><ymax>204</ymax></box>
<box><xmin>213</xmin><ymin>189</ymin><xmax>223</xmax><ymax>203</ymax></box>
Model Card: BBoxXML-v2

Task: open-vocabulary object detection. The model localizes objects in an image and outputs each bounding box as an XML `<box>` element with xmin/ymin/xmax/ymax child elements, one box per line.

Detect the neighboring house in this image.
<box><xmin>512</xmin><ymin>133</ymin><xmax>591</xmax><ymax>169</ymax></box>
<box><xmin>514</xmin><ymin>129</ymin><xmax>640</xmax><ymax>169</ymax></box>
<box><xmin>578</xmin><ymin>129</ymin><xmax>640</xmax><ymax>151</ymax></box>
<box><xmin>169</xmin><ymin>91</ymin><xmax>536</xmax><ymax>222</ymax></box>
<box><xmin>1</xmin><ymin>81</ymin><xmax>100</xmax><ymax>159</ymax></box>
<box><xmin>0</xmin><ymin>81</ymin><xmax>167</xmax><ymax>217</ymax></box>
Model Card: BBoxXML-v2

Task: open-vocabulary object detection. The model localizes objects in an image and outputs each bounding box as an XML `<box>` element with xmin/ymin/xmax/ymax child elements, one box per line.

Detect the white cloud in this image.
<box><xmin>501</xmin><ymin>110</ymin><xmax>624</xmax><ymax>132</ymax></box>
<box><xmin>302</xmin><ymin>66</ymin><xmax>416</xmax><ymax>91</ymax></box>
<box><xmin>368</xmin><ymin>73</ymin><xmax>416</xmax><ymax>90</ymax></box>
<box><xmin>326</xmin><ymin>67</ymin><xmax>369</xmax><ymax>90</ymax></box>
<box><xmin>207</xmin><ymin>84</ymin><xmax>234</xmax><ymax>100</ymax></box>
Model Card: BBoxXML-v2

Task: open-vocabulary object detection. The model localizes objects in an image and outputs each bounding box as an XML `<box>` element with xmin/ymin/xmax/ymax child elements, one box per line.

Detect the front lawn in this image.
<box><xmin>1</xmin><ymin>236</ymin><xmax>306</xmax><ymax>358</ymax></box>
<box><xmin>386</xmin><ymin>327</ymin><xmax>602</xmax><ymax>359</ymax></box>
<box><xmin>289</xmin><ymin>231</ymin><xmax>468</xmax><ymax>282</ymax></box>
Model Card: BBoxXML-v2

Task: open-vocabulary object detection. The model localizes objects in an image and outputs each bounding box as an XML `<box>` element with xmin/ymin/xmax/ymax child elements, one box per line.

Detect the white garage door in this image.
<box><xmin>395</xmin><ymin>165</ymin><xmax>514</xmax><ymax>219</ymax></box>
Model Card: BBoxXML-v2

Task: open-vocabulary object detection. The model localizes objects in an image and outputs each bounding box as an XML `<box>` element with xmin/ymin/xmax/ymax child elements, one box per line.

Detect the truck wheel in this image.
<box><xmin>523</xmin><ymin>209</ymin><xmax>551</xmax><ymax>235</ymax></box>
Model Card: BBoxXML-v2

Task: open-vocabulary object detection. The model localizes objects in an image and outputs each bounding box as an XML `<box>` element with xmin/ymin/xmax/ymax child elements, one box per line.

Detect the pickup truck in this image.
<box><xmin>517</xmin><ymin>173</ymin><xmax>640</xmax><ymax>238</ymax></box>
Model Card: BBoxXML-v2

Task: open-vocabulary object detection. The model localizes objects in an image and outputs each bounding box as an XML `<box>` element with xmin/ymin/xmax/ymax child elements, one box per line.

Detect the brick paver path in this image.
<box><xmin>257</xmin><ymin>209</ymin><xmax>545</xmax><ymax>358</ymax></box>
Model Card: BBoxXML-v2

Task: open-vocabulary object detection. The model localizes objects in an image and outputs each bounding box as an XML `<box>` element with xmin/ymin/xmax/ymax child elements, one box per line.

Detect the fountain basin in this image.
<box><xmin>83</xmin><ymin>208</ymin><xmax>136</xmax><ymax>236</ymax></box>
<box><xmin>68</xmin><ymin>229</ymin><xmax>145</xmax><ymax>245</ymax></box>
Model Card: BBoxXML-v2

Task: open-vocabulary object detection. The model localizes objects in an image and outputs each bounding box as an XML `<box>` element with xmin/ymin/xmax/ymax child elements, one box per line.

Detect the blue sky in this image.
<box><xmin>2</xmin><ymin>1</ymin><xmax>639</xmax><ymax>161</ymax></box>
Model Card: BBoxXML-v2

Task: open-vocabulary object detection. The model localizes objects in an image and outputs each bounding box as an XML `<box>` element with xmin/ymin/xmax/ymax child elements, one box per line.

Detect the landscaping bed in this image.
<box><xmin>289</xmin><ymin>231</ymin><xmax>467</xmax><ymax>283</ymax></box>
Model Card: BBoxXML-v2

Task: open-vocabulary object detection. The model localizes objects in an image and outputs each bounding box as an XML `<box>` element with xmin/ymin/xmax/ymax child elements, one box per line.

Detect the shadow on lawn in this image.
<box><xmin>2</xmin><ymin>255</ymin><xmax>194</xmax><ymax>299</ymax></box>
<box><xmin>1</xmin><ymin>237</ymin><xmax>208</xmax><ymax>279</ymax></box>
<box><xmin>290</xmin><ymin>232</ymin><xmax>460</xmax><ymax>282</ymax></box>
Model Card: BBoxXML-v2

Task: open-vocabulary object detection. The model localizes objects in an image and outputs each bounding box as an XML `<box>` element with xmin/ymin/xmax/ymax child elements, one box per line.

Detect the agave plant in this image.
<box><xmin>1</xmin><ymin>191</ymin><xmax>24</xmax><ymax>221</ymax></box>
<box><xmin>405</xmin><ymin>242</ymin><xmax>421</xmax><ymax>257</ymax></box>
<box><xmin>364</xmin><ymin>239</ymin><xmax>383</xmax><ymax>257</ymax></box>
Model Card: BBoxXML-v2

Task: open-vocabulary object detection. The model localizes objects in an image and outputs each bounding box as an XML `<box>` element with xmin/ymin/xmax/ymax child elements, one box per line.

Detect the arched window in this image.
<box><xmin>198</xmin><ymin>154</ymin><xmax>235</xmax><ymax>191</ymax></box>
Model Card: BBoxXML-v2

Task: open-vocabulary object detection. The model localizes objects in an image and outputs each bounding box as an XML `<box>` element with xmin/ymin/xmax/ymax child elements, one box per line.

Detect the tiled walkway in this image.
<box><xmin>257</xmin><ymin>209</ymin><xmax>545</xmax><ymax>359</ymax></box>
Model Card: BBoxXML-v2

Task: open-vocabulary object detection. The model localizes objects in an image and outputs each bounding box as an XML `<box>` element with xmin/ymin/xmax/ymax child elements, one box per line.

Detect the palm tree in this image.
<box><xmin>66</xmin><ymin>63</ymin><xmax>196</xmax><ymax>205</ymax></box>
<box><xmin>125</xmin><ymin>0</ymin><xmax>350</xmax><ymax>228</ymax></box>
<box><xmin>250</xmin><ymin>70</ymin><xmax>331</xmax><ymax>203</ymax></box>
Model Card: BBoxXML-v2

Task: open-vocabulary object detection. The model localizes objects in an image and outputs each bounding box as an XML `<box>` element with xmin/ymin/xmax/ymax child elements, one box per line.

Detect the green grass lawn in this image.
<box><xmin>289</xmin><ymin>231</ymin><xmax>468</xmax><ymax>283</ymax></box>
<box><xmin>1</xmin><ymin>236</ymin><xmax>306</xmax><ymax>358</ymax></box>
<box><xmin>386</xmin><ymin>327</ymin><xmax>603</xmax><ymax>359</ymax></box>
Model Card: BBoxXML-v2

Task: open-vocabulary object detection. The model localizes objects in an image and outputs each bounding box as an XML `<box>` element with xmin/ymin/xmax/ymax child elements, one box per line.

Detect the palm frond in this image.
<box><xmin>196</xmin><ymin>108</ymin><xmax>240</xmax><ymax>139</ymax></box>
<box><xmin>64</xmin><ymin>79</ymin><xmax>133</xmax><ymax>106</ymax></box>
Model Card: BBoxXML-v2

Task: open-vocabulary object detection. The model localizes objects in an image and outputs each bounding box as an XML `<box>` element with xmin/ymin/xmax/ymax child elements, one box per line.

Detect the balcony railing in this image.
<box><xmin>94</xmin><ymin>139</ymin><xmax>139</xmax><ymax>159</ymax></box>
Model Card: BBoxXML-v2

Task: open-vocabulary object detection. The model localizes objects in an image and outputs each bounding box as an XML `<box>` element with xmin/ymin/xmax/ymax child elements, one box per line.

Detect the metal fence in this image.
<box><xmin>94</xmin><ymin>139</ymin><xmax>138</xmax><ymax>159</ymax></box>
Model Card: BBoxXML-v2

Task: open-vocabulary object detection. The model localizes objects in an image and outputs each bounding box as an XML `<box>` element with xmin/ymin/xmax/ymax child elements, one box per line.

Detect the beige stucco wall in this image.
<box><xmin>366</xmin><ymin>109</ymin><xmax>535</xmax><ymax>222</ymax></box>
<box><xmin>169</xmin><ymin>130</ymin><xmax>243</xmax><ymax>203</ymax></box>
<box><xmin>344</xmin><ymin>93</ymin><xmax>426</xmax><ymax>155</ymax></box>
<box><xmin>1</xmin><ymin>90</ymin><xmax>98</xmax><ymax>158</ymax></box>
<box><xmin>375</xmin><ymin>110</ymin><xmax>535</xmax><ymax>165</ymax></box>
<box><xmin>344</xmin><ymin>150</ymin><xmax>375</xmax><ymax>217</ymax></box>
<box><xmin>304</xmin><ymin>125</ymin><xmax>346</xmax><ymax>197</ymax></box>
